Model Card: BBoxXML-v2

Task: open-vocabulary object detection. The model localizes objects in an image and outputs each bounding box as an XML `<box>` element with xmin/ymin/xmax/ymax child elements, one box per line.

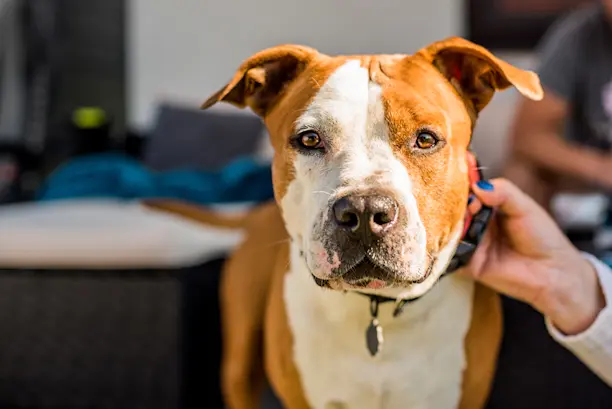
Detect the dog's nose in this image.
<box><xmin>332</xmin><ymin>193</ymin><xmax>399</xmax><ymax>240</ymax></box>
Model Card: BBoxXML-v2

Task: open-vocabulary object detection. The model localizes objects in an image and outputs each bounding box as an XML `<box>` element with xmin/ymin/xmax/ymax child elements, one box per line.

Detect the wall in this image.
<box><xmin>127</xmin><ymin>0</ymin><xmax>463</xmax><ymax>131</ymax></box>
<box><xmin>127</xmin><ymin>0</ymin><xmax>536</xmax><ymax>177</ymax></box>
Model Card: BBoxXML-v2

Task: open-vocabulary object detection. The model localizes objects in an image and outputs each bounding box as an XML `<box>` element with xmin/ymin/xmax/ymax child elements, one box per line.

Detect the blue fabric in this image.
<box><xmin>37</xmin><ymin>153</ymin><xmax>274</xmax><ymax>204</ymax></box>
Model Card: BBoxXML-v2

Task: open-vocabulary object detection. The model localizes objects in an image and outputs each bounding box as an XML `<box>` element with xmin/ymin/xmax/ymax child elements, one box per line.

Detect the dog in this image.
<box><xmin>147</xmin><ymin>37</ymin><xmax>543</xmax><ymax>409</ymax></box>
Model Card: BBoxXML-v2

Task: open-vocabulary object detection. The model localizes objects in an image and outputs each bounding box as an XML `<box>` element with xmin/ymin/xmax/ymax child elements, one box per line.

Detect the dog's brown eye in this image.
<box><xmin>298</xmin><ymin>131</ymin><xmax>323</xmax><ymax>149</ymax></box>
<box><xmin>415</xmin><ymin>132</ymin><xmax>438</xmax><ymax>150</ymax></box>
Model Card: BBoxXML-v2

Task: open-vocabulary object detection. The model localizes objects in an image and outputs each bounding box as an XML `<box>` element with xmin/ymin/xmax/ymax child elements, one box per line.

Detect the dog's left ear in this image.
<box><xmin>417</xmin><ymin>37</ymin><xmax>543</xmax><ymax>114</ymax></box>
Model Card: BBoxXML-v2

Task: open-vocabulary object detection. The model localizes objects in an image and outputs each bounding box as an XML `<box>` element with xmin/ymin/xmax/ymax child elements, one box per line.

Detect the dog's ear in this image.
<box><xmin>417</xmin><ymin>37</ymin><xmax>543</xmax><ymax>115</ymax></box>
<box><xmin>201</xmin><ymin>45</ymin><xmax>319</xmax><ymax>116</ymax></box>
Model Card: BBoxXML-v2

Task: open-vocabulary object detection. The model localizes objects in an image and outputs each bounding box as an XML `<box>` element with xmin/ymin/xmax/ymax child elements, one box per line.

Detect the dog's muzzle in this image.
<box><xmin>310</xmin><ymin>188</ymin><xmax>420</xmax><ymax>288</ymax></box>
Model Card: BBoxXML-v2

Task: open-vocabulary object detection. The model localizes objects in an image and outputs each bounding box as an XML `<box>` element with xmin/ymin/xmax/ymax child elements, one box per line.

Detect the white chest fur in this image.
<box><xmin>283</xmin><ymin>252</ymin><xmax>475</xmax><ymax>409</ymax></box>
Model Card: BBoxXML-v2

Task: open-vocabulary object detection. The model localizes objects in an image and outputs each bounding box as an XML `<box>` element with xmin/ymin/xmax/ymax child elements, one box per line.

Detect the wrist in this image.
<box><xmin>537</xmin><ymin>253</ymin><xmax>605</xmax><ymax>335</ymax></box>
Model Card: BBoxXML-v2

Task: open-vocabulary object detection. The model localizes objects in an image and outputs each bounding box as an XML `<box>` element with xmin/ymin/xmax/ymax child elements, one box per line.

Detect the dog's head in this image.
<box><xmin>202</xmin><ymin>37</ymin><xmax>542</xmax><ymax>298</ymax></box>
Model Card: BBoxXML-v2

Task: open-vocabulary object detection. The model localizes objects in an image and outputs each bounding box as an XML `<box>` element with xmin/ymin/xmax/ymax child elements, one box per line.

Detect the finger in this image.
<box><xmin>471</xmin><ymin>178</ymin><xmax>537</xmax><ymax>218</ymax></box>
<box><xmin>467</xmin><ymin>194</ymin><xmax>482</xmax><ymax>215</ymax></box>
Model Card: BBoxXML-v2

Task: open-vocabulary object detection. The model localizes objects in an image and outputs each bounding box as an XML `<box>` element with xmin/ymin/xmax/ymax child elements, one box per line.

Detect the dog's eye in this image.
<box><xmin>297</xmin><ymin>131</ymin><xmax>324</xmax><ymax>150</ymax></box>
<box><xmin>415</xmin><ymin>132</ymin><xmax>438</xmax><ymax>150</ymax></box>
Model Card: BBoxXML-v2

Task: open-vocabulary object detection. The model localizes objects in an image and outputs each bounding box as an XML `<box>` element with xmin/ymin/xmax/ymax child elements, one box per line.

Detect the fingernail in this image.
<box><xmin>467</xmin><ymin>195</ymin><xmax>475</xmax><ymax>205</ymax></box>
<box><xmin>476</xmin><ymin>180</ymin><xmax>494</xmax><ymax>191</ymax></box>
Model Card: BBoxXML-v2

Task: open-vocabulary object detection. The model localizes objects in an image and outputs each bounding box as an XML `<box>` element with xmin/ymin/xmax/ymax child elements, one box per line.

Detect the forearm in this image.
<box><xmin>514</xmin><ymin>131</ymin><xmax>609</xmax><ymax>188</ymax></box>
<box><xmin>541</xmin><ymin>253</ymin><xmax>612</xmax><ymax>386</ymax></box>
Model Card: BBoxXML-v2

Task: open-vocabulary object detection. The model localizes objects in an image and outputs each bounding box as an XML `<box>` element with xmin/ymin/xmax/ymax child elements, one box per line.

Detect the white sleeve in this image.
<box><xmin>545</xmin><ymin>252</ymin><xmax>612</xmax><ymax>386</ymax></box>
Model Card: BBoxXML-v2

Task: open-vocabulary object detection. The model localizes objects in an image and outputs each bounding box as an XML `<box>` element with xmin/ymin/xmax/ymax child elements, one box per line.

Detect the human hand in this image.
<box><xmin>461</xmin><ymin>178</ymin><xmax>605</xmax><ymax>335</ymax></box>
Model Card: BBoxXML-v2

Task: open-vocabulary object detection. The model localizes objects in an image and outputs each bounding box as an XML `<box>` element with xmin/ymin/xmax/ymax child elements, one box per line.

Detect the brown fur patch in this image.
<box><xmin>459</xmin><ymin>283</ymin><xmax>503</xmax><ymax>409</ymax></box>
<box><xmin>143</xmin><ymin>199</ymin><xmax>249</xmax><ymax>229</ymax></box>
<box><xmin>217</xmin><ymin>202</ymin><xmax>291</xmax><ymax>408</ymax></box>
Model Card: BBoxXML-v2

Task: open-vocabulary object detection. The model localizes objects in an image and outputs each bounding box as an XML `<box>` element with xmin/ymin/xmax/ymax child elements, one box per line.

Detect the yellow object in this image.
<box><xmin>72</xmin><ymin>107</ymin><xmax>107</xmax><ymax>129</ymax></box>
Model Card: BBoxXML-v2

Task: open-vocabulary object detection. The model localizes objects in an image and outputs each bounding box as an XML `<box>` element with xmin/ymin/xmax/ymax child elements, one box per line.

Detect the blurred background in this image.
<box><xmin>0</xmin><ymin>0</ymin><xmax>611</xmax><ymax>408</ymax></box>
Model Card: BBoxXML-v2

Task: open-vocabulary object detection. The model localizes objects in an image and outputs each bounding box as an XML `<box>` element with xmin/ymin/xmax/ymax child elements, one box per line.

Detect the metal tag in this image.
<box><xmin>366</xmin><ymin>318</ymin><xmax>384</xmax><ymax>356</ymax></box>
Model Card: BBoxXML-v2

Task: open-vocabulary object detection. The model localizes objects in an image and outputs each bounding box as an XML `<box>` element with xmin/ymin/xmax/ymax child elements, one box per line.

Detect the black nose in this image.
<box><xmin>332</xmin><ymin>193</ymin><xmax>399</xmax><ymax>240</ymax></box>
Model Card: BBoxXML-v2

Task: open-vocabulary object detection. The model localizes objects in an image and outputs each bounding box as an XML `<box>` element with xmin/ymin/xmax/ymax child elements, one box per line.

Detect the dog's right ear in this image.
<box><xmin>416</xmin><ymin>37</ymin><xmax>543</xmax><ymax>117</ymax></box>
<box><xmin>201</xmin><ymin>45</ymin><xmax>318</xmax><ymax>117</ymax></box>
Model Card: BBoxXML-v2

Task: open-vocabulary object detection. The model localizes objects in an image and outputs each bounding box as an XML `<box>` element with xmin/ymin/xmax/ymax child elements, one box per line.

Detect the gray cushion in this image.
<box><xmin>143</xmin><ymin>104</ymin><xmax>265</xmax><ymax>171</ymax></box>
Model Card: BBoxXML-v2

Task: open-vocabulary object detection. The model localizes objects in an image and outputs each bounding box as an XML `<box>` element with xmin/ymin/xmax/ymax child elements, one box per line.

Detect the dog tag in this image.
<box><xmin>366</xmin><ymin>318</ymin><xmax>383</xmax><ymax>356</ymax></box>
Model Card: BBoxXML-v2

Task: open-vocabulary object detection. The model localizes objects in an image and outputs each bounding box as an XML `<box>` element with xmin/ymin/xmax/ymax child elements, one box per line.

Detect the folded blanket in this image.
<box><xmin>37</xmin><ymin>153</ymin><xmax>274</xmax><ymax>204</ymax></box>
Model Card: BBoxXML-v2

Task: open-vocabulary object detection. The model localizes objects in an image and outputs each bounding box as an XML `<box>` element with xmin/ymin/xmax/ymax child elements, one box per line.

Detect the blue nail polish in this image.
<box><xmin>476</xmin><ymin>180</ymin><xmax>494</xmax><ymax>191</ymax></box>
<box><xmin>467</xmin><ymin>195</ymin><xmax>475</xmax><ymax>205</ymax></box>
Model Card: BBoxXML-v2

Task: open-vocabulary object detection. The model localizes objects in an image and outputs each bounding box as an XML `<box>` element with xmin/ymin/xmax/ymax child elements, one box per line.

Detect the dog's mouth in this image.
<box><xmin>312</xmin><ymin>257</ymin><xmax>434</xmax><ymax>290</ymax></box>
<box><xmin>342</xmin><ymin>258</ymin><xmax>394</xmax><ymax>287</ymax></box>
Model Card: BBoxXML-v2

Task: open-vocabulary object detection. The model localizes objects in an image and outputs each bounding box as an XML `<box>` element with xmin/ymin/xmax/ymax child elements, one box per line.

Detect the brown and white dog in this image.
<box><xmin>148</xmin><ymin>37</ymin><xmax>543</xmax><ymax>409</ymax></box>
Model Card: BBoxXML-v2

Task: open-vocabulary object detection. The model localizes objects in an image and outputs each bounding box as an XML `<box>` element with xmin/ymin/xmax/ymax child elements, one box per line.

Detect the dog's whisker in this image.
<box><xmin>313</xmin><ymin>190</ymin><xmax>332</xmax><ymax>196</ymax></box>
<box><xmin>262</xmin><ymin>238</ymin><xmax>292</xmax><ymax>249</ymax></box>
<box><xmin>291</xmin><ymin>107</ymin><xmax>309</xmax><ymax>116</ymax></box>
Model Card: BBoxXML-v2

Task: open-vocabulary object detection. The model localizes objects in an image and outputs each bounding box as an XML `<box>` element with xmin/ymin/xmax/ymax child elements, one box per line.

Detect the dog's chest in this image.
<box><xmin>283</xmin><ymin>266</ymin><xmax>475</xmax><ymax>409</ymax></box>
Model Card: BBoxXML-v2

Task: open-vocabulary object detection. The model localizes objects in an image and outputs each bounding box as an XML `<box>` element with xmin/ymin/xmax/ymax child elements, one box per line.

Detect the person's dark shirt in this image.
<box><xmin>536</xmin><ymin>5</ymin><xmax>612</xmax><ymax>150</ymax></box>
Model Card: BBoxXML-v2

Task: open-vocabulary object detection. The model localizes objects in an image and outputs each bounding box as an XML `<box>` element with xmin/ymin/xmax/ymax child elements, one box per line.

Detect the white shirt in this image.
<box><xmin>546</xmin><ymin>253</ymin><xmax>612</xmax><ymax>386</ymax></box>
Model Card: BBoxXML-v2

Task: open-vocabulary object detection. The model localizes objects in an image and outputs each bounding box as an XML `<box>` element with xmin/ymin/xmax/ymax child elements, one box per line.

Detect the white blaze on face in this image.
<box><xmin>280</xmin><ymin>60</ymin><xmax>428</xmax><ymax>282</ymax></box>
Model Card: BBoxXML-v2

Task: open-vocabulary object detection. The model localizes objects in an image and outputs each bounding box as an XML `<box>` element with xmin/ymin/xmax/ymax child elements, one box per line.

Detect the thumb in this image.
<box><xmin>471</xmin><ymin>178</ymin><xmax>537</xmax><ymax>218</ymax></box>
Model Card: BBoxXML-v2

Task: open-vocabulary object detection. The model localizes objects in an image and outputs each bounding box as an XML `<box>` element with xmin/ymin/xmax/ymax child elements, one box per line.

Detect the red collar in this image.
<box><xmin>463</xmin><ymin>151</ymin><xmax>480</xmax><ymax>238</ymax></box>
